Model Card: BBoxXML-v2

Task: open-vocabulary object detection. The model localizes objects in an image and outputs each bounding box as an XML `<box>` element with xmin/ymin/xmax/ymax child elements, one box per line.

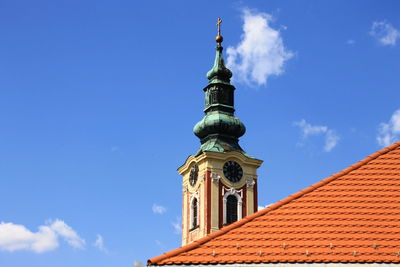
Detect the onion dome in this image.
<box><xmin>206</xmin><ymin>45</ymin><xmax>232</xmax><ymax>85</ymax></box>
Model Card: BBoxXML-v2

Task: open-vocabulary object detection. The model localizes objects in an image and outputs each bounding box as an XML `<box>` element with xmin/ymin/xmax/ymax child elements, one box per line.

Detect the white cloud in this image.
<box><xmin>294</xmin><ymin>119</ymin><xmax>340</xmax><ymax>152</ymax></box>
<box><xmin>377</xmin><ymin>109</ymin><xmax>400</xmax><ymax>147</ymax></box>
<box><xmin>152</xmin><ymin>204</ymin><xmax>166</xmax><ymax>215</ymax></box>
<box><xmin>258</xmin><ymin>203</ymin><xmax>273</xmax><ymax>211</ymax></box>
<box><xmin>0</xmin><ymin>219</ymin><xmax>85</xmax><ymax>253</ymax></box>
<box><xmin>93</xmin><ymin>234</ymin><xmax>108</xmax><ymax>253</ymax></box>
<box><xmin>134</xmin><ymin>261</ymin><xmax>145</xmax><ymax>267</ymax></box>
<box><xmin>171</xmin><ymin>217</ymin><xmax>182</xmax><ymax>235</ymax></box>
<box><xmin>369</xmin><ymin>21</ymin><xmax>400</xmax><ymax>46</ymax></box>
<box><xmin>226</xmin><ymin>8</ymin><xmax>293</xmax><ymax>86</ymax></box>
<box><xmin>0</xmin><ymin>223</ymin><xmax>57</xmax><ymax>253</ymax></box>
<box><xmin>347</xmin><ymin>39</ymin><xmax>355</xmax><ymax>45</ymax></box>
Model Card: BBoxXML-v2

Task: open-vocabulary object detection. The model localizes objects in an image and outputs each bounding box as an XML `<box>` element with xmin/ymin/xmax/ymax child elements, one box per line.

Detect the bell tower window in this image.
<box><xmin>190</xmin><ymin>197</ymin><xmax>198</xmax><ymax>230</ymax></box>
<box><xmin>226</xmin><ymin>195</ymin><xmax>238</xmax><ymax>225</ymax></box>
<box><xmin>223</xmin><ymin>190</ymin><xmax>243</xmax><ymax>226</ymax></box>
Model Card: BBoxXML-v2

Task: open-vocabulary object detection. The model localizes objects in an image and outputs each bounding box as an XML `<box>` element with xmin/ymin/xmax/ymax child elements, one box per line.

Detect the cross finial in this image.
<box><xmin>217</xmin><ymin>17</ymin><xmax>222</xmax><ymax>36</ymax></box>
<box><xmin>215</xmin><ymin>18</ymin><xmax>223</xmax><ymax>44</ymax></box>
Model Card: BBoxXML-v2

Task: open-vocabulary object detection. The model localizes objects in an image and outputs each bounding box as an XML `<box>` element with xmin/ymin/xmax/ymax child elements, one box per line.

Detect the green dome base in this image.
<box><xmin>195</xmin><ymin>135</ymin><xmax>252</xmax><ymax>158</ymax></box>
<box><xmin>193</xmin><ymin>112</ymin><xmax>245</xmax><ymax>140</ymax></box>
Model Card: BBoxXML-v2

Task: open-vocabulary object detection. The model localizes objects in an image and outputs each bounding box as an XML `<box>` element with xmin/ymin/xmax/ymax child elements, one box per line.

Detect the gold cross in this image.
<box><xmin>216</xmin><ymin>17</ymin><xmax>222</xmax><ymax>36</ymax></box>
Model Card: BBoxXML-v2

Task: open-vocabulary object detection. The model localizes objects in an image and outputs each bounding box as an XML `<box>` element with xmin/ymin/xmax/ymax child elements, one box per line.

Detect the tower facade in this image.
<box><xmin>179</xmin><ymin>21</ymin><xmax>263</xmax><ymax>246</ymax></box>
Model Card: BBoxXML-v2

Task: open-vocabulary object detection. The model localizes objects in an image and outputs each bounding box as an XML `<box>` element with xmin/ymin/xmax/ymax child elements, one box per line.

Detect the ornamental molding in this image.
<box><xmin>189</xmin><ymin>190</ymin><xmax>199</xmax><ymax>202</ymax></box>
<box><xmin>222</xmin><ymin>186</ymin><xmax>243</xmax><ymax>199</ymax></box>
<box><xmin>182</xmin><ymin>185</ymin><xmax>188</xmax><ymax>193</ymax></box>
<box><xmin>222</xmin><ymin>187</ymin><xmax>243</xmax><ymax>225</ymax></box>
<box><xmin>199</xmin><ymin>172</ymin><xmax>205</xmax><ymax>183</ymax></box>
<box><xmin>246</xmin><ymin>178</ymin><xmax>255</xmax><ymax>188</ymax></box>
<box><xmin>211</xmin><ymin>172</ymin><xmax>221</xmax><ymax>182</ymax></box>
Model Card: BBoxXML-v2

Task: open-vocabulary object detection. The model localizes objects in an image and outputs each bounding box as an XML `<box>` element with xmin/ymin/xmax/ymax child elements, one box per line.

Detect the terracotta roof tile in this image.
<box><xmin>148</xmin><ymin>142</ymin><xmax>400</xmax><ymax>265</ymax></box>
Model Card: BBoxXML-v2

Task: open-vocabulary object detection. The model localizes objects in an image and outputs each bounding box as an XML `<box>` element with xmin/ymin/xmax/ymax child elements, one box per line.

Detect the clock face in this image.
<box><xmin>223</xmin><ymin>161</ymin><xmax>243</xmax><ymax>183</ymax></box>
<box><xmin>189</xmin><ymin>165</ymin><xmax>199</xmax><ymax>186</ymax></box>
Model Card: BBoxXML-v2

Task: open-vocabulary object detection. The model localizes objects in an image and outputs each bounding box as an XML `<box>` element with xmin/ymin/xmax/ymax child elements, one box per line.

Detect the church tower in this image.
<box><xmin>179</xmin><ymin>19</ymin><xmax>263</xmax><ymax>246</ymax></box>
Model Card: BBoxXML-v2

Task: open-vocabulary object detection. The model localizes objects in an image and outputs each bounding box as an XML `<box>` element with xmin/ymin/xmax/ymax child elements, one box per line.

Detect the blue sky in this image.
<box><xmin>1</xmin><ymin>0</ymin><xmax>400</xmax><ymax>266</ymax></box>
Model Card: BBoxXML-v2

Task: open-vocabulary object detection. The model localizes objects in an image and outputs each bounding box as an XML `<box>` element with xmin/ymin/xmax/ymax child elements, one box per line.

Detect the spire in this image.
<box><xmin>193</xmin><ymin>18</ymin><xmax>248</xmax><ymax>156</ymax></box>
<box><xmin>206</xmin><ymin>18</ymin><xmax>232</xmax><ymax>85</ymax></box>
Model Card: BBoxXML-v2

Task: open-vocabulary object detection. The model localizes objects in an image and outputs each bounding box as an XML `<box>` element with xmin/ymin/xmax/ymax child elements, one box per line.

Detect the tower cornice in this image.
<box><xmin>178</xmin><ymin>151</ymin><xmax>263</xmax><ymax>175</ymax></box>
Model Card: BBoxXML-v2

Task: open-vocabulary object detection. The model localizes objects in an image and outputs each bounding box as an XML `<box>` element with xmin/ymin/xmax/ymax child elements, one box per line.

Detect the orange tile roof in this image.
<box><xmin>149</xmin><ymin>142</ymin><xmax>400</xmax><ymax>265</ymax></box>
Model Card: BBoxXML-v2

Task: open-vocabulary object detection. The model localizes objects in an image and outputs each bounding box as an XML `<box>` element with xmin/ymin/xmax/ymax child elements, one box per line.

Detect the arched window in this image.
<box><xmin>222</xmin><ymin>190</ymin><xmax>242</xmax><ymax>225</ymax></box>
<box><xmin>191</xmin><ymin>198</ymin><xmax>198</xmax><ymax>229</ymax></box>
<box><xmin>226</xmin><ymin>195</ymin><xmax>238</xmax><ymax>225</ymax></box>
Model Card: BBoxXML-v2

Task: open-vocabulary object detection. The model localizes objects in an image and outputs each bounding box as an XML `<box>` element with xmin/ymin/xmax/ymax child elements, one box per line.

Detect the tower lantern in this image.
<box><xmin>178</xmin><ymin>19</ymin><xmax>263</xmax><ymax>246</ymax></box>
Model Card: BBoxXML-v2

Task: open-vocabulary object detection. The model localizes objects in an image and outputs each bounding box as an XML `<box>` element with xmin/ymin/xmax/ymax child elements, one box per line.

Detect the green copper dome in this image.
<box><xmin>206</xmin><ymin>45</ymin><xmax>232</xmax><ymax>85</ymax></box>
<box><xmin>193</xmin><ymin>41</ymin><xmax>248</xmax><ymax>156</ymax></box>
<box><xmin>194</xmin><ymin>113</ymin><xmax>245</xmax><ymax>140</ymax></box>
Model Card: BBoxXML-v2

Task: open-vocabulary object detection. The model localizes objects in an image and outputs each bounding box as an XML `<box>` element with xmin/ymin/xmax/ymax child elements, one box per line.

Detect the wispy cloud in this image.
<box><xmin>93</xmin><ymin>234</ymin><xmax>108</xmax><ymax>253</ymax></box>
<box><xmin>49</xmin><ymin>220</ymin><xmax>85</xmax><ymax>249</ymax></box>
<box><xmin>226</xmin><ymin>8</ymin><xmax>293</xmax><ymax>87</ymax></box>
<box><xmin>171</xmin><ymin>217</ymin><xmax>181</xmax><ymax>235</ymax></box>
<box><xmin>0</xmin><ymin>219</ymin><xmax>85</xmax><ymax>253</ymax></box>
<box><xmin>347</xmin><ymin>39</ymin><xmax>355</xmax><ymax>45</ymax></box>
<box><xmin>152</xmin><ymin>204</ymin><xmax>166</xmax><ymax>215</ymax></box>
<box><xmin>294</xmin><ymin>119</ymin><xmax>340</xmax><ymax>152</ymax></box>
<box><xmin>155</xmin><ymin>239</ymin><xmax>166</xmax><ymax>250</ymax></box>
<box><xmin>369</xmin><ymin>21</ymin><xmax>400</xmax><ymax>46</ymax></box>
<box><xmin>377</xmin><ymin>109</ymin><xmax>400</xmax><ymax>147</ymax></box>
<box><xmin>324</xmin><ymin>130</ymin><xmax>340</xmax><ymax>152</ymax></box>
